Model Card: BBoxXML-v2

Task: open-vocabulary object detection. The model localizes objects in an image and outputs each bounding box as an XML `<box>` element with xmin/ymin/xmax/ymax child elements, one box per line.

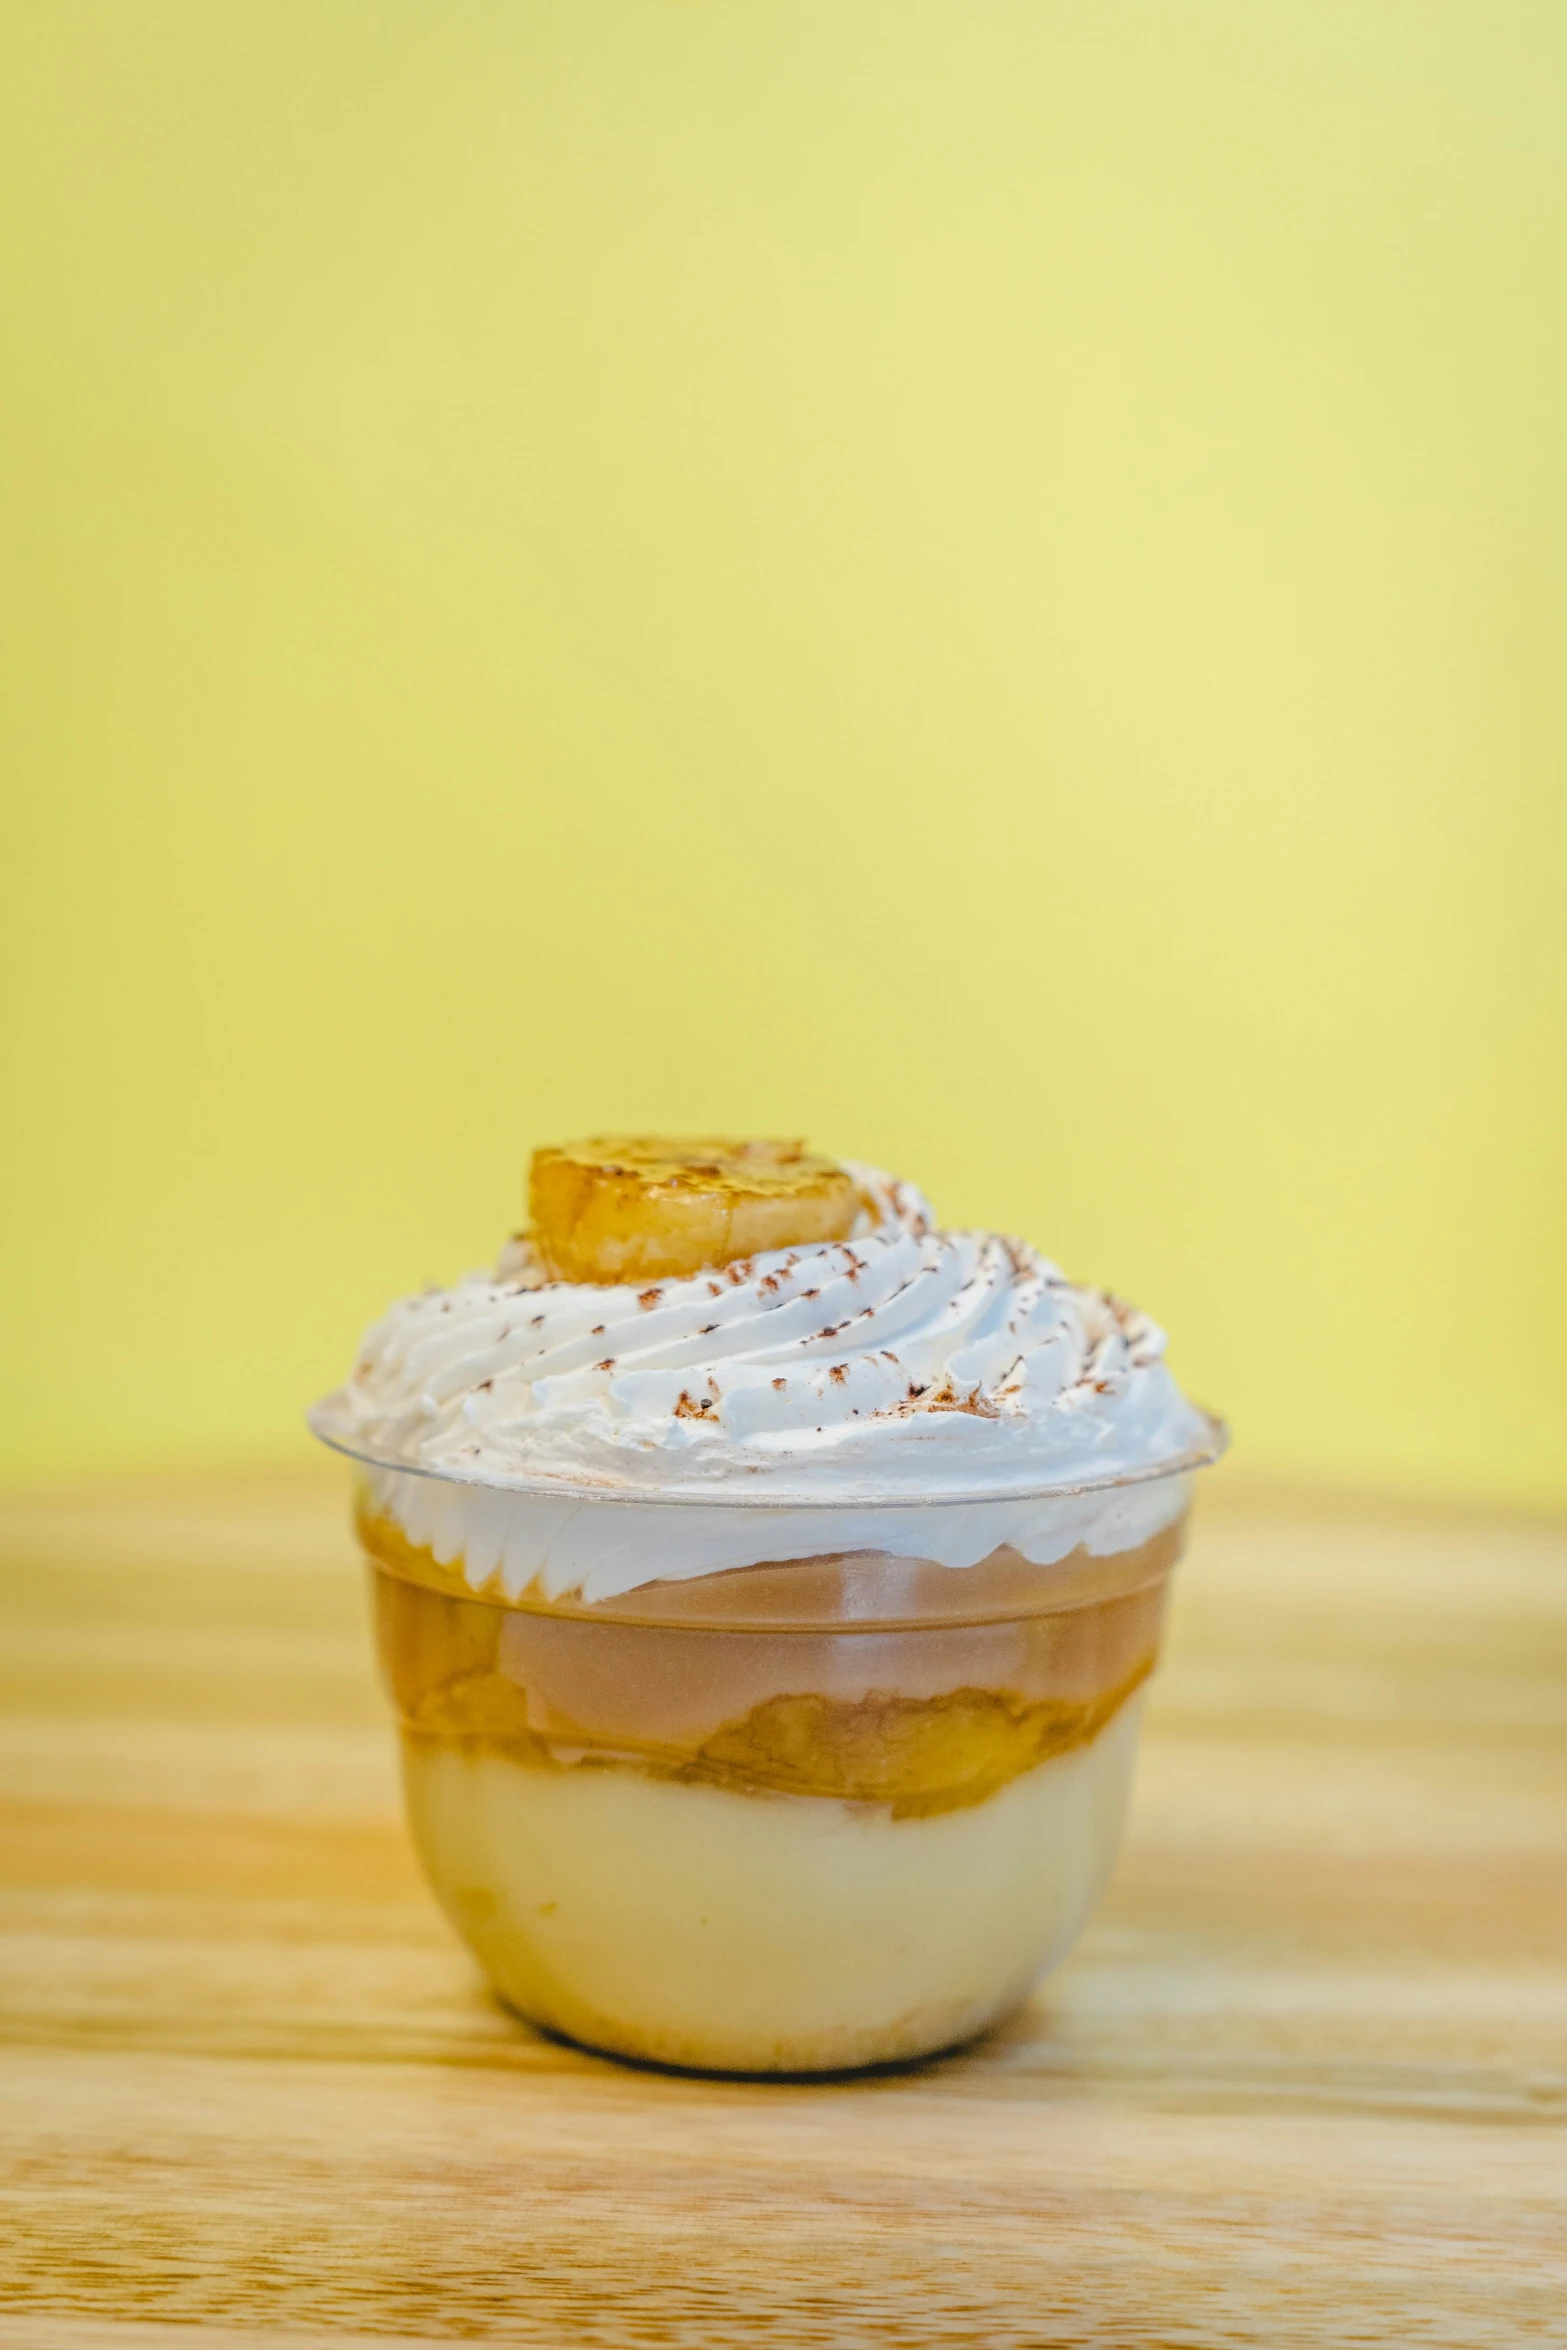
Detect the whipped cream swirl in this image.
<box><xmin>331</xmin><ymin>1165</ymin><xmax>1211</xmax><ymax>1499</ymax></box>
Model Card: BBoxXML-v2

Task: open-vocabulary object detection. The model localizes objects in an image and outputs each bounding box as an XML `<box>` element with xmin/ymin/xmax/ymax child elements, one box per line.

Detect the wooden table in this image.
<box><xmin>1</xmin><ymin>1466</ymin><xmax>1563</xmax><ymax>2348</ymax></box>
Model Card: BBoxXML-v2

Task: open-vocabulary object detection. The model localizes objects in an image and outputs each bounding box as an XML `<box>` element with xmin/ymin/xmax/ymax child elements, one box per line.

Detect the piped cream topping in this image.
<box><xmin>330</xmin><ymin>1164</ymin><xmax>1212</xmax><ymax>1501</ymax></box>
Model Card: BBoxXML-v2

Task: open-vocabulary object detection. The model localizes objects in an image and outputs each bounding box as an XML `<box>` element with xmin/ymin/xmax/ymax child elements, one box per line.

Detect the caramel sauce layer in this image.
<box><xmin>675</xmin><ymin>1667</ymin><xmax>1151</xmax><ymax>1818</ymax></box>
<box><xmin>373</xmin><ymin>1566</ymin><xmax>1160</xmax><ymax>1819</ymax></box>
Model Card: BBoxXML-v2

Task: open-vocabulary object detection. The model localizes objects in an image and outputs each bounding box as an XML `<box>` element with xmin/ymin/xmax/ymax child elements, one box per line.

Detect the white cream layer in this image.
<box><xmin>354</xmin><ymin>1456</ymin><xmax>1193</xmax><ymax>1604</ymax></box>
<box><xmin>403</xmin><ymin>1693</ymin><xmax>1143</xmax><ymax>2072</ymax></box>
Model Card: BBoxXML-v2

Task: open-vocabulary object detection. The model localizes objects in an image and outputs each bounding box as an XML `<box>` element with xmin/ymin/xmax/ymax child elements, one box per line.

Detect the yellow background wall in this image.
<box><xmin>3</xmin><ymin>1</ymin><xmax>1564</xmax><ymax>1502</ymax></box>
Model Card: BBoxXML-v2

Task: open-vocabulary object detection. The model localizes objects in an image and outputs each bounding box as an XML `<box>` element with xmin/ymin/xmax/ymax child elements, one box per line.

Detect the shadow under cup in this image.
<box><xmin>336</xmin><ymin>1452</ymin><xmax>1215</xmax><ymax>2074</ymax></box>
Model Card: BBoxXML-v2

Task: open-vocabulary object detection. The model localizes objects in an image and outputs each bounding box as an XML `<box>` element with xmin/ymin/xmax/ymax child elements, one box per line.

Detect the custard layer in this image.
<box><xmin>402</xmin><ymin>1694</ymin><xmax>1146</xmax><ymax>2071</ymax></box>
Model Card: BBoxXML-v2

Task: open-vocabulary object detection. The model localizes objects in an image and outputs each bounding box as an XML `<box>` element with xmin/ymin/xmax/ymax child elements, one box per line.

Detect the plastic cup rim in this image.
<box><xmin>306</xmin><ymin>1391</ymin><xmax>1229</xmax><ymax>1512</ymax></box>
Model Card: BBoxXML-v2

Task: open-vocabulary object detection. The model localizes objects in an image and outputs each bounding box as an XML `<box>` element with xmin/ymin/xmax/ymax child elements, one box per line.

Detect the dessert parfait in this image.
<box><xmin>311</xmin><ymin>1139</ymin><xmax>1223</xmax><ymax>2073</ymax></box>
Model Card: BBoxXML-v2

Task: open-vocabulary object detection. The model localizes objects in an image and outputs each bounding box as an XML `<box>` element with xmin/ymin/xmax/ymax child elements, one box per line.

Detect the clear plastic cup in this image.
<box><xmin>310</xmin><ymin>1406</ymin><xmax>1224</xmax><ymax>2074</ymax></box>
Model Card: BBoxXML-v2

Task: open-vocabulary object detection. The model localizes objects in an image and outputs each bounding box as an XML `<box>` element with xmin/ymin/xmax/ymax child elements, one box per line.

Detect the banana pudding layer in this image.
<box><xmin>403</xmin><ymin>1698</ymin><xmax>1145</xmax><ymax>2072</ymax></box>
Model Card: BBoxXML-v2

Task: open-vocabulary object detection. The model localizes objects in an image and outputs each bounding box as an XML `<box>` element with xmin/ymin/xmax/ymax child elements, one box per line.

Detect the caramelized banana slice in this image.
<box><xmin>529</xmin><ymin>1137</ymin><xmax>858</xmax><ymax>1286</ymax></box>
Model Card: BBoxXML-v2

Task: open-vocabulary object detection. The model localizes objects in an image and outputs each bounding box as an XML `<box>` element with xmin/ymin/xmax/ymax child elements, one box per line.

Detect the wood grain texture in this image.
<box><xmin>1</xmin><ymin>1465</ymin><xmax>1563</xmax><ymax>2348</ymax></box>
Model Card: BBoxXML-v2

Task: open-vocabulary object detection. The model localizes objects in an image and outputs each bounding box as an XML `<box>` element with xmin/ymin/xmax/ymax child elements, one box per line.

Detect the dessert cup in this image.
<box><xmin>311</xmin><ymin>1415</ymin><xmax>1222</xmax><ymax>2073</ymax></box>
